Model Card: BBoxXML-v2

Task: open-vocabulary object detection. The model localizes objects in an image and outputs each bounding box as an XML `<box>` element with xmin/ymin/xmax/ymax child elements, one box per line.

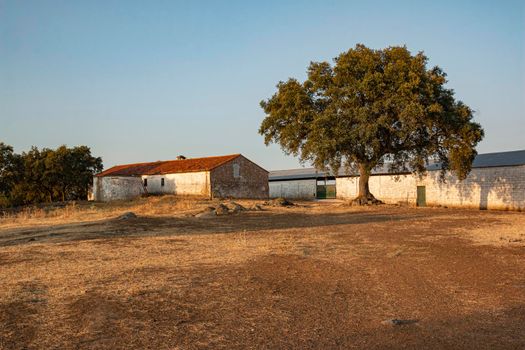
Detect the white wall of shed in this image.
<box><xmin>269</xmin><ymin>179</ymin><xmax>317</xmax><ymax>199</ymax></box>
<box><xmin>336</xmin><ymin>165</ymin><xmax>525</xmax><ymax>210</ymax></box>
<box><xmin>141</xmin><ymin>171</ymin><xmax>210</xmax><ymax>197</ymax></box>
<box><xmin>93</xmin><ymin>176</ymin><xmax>144</xmax><ymax>202</ymax></box>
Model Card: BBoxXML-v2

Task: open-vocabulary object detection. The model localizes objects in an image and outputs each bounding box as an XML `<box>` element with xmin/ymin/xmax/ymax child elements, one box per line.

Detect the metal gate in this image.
<box><xmin>317</xmin><ymin>184</ymin><xmax>336</xmax><ymax>199</ymax></box>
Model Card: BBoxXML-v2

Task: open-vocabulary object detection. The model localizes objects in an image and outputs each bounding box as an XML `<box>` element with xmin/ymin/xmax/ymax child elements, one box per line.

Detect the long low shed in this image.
<box><xmin>269</xmin><ymin>150</ymin><xmax>525</xmax><ymax>210</ymax></box>
<box><xmin>93</xmin><ymin>154</ymin><xmax>269</xmax><ymax>201</ymax></box>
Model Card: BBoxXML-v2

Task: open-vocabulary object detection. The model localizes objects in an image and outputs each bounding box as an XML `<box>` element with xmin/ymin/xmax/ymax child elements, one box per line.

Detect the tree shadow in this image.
<box><xmin>0</xmin><ymin>209</ymin><xmax>437</xmax><ymax>247</ymax></box>
<box><xmin>5</xmin><ymin>255</ymin><xmax>522</xmax><ymax>349</ymax></box>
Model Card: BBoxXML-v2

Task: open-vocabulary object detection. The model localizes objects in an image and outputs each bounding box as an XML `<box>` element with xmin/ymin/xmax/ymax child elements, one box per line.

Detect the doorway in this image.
<box><xmin>316</xmin><ymin>179</ymin><xmax>336</xmax><ymax>199</ymax></box>
<box><xmin>417</xmin><ymin>186</ymin><xmax>426</xmax><ymax>207</ymax></box>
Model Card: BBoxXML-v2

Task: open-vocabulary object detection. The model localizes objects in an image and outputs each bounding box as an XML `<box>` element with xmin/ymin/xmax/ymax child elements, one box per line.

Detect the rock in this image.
<box><xmin>230</xmin><ymin>206</ymin><xmax>241</xmax><ymax>214</ymax></box>
<box><xmin>267</xmin><ymin>197</ymin><xmax>294</xmax><ymax>207</ymax></box>
<box><xmin>229</xmin><ymin>202</ymin><xmax>246</xmax><ymax>214</ymax></box>
<box><xmin>215</xmin><ymin>204</ymin><xmax>230</xmax><ymax>216</ymax></box>
<box><xmin>117</xmin><ymin>212</ymin><xmax>137</xmax><ymax>220</ymax></box>
<box><xmin>195</xmin><ymin>206</ymin><xmax>217</xmax><ymax>218</ymax></box>
<box><xmin>230</xmin><ymin>201</ymin><xmax>246</xmax><ymax>210</ymax></box>
<box><xmin>381</xmin><ymin>319</ymin><xmax>419</xmax><ymax>326</ymax></box>
<box><xmin>277</xmin><ymin>198</ymin><xmax>294</xmax><ymax>206</ymax></box>
<box><xmin>195</xmin><ymin>211</ymin><xmax>216</xmax><ymax>218</ymax></box>
<box><xmin>252</xmin><ymin>204</ymin><xmax>264</xmax><ymax>211</ymax></box>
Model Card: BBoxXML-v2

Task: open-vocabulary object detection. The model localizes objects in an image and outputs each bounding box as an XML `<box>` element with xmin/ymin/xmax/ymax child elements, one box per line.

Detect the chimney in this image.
<box><xmin>176</xmin><ymin>155</ymin><xmax>186</xmax><ymax>160</ymax></box>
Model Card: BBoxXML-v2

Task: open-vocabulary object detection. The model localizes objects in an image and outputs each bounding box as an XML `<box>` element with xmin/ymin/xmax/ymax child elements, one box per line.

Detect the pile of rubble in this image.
<box><xmin>195</xmin><ymin>201</ymin><xmax>263</xmax><ymax>218</ymax></box>
<box><xmin>264</xmin><ymin>197</ymin><xmax>294</xmax><ymax>207</ymax></box>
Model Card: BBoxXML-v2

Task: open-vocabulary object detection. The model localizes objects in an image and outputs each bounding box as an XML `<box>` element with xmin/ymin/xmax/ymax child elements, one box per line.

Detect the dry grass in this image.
<box><xmin>2</xmin><ymin>197</ymin><xmax>524</xmax><ymax>248</ymax></box>
<box><xmin>1</xmin><ymin>202</ymin><xmax>525</xmax><ymax>349</ymax></box>
<box><xmin>458</xmin><ymin>214</ymin><xmax>525</xmax><ymax>246</ymax></box>
<box><xmin>0</xmin><ymin>196</ymin><xmax>219</xmax><ymax>229</ymax></box>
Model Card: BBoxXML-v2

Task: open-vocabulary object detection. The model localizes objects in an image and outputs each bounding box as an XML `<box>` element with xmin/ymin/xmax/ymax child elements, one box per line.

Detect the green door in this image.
<box><xmin>317</xmin><ymin>185</ymin><xmax>327</xmax><ymax>199</ymax></box>
<box><xmin>326</xmin><ymin>185</ymin><xmax>336</xmax><ymax>199</ymax></box>
<box><xmin>316</xmin><ymin>184</ymin><xmax>336</xmax><ymax>199</ymax></box>
<box><xmin>417</xmin><ymin>186</ymin><xmax>426</xmax><ymax>207</ymax></box>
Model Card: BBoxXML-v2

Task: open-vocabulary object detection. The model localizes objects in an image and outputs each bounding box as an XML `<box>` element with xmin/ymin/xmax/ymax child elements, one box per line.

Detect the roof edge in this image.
<box><xmin>96</xmin><ymin>153</ymin><xmax>242</xmax><ymax>177</ymax></box>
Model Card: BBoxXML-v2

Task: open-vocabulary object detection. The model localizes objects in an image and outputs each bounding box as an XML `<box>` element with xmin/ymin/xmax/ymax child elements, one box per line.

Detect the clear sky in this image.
<box><xmin>1</xmin><ymin>0</ymin><xmax>524</xmax><ymax>171</ymax></box>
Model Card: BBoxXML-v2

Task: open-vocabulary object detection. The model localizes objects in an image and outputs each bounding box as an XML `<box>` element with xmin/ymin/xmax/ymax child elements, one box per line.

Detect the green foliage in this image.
<box><xmin>0</xmin><ymin>143</ymin><xmax>103</xmax><ymax>207</ymax></box>
<box><xmin>260</xmin><ymin>44</ymin><xmax>484</xmax><ymax>199</ymax></box>
<box><xmin>0</xmin><ymin>143</ymin><xmax>22</xmax><ymax>200</ymax></box>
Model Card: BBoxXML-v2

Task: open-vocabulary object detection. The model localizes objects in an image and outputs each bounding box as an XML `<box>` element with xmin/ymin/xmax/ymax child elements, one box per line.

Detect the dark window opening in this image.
<box><xmin>161</xmin><ymin>178</ymin><xmax>165</xmax><ymax>187</ymax></box>
<box><xmin>143</xmin><ymin>178</ymin><xmax>147</xmax><ymax>187</ymax></box>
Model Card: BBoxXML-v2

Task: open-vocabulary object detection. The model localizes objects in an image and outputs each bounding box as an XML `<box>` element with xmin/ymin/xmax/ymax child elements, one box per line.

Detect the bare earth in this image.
<box><xmin>1</xmin><ymin>200</ymin><xmax>524</xmax><ymax>349</ymax></box>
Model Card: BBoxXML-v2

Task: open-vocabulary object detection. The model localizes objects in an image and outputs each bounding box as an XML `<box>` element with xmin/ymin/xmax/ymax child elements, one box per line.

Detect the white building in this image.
<box><xmin>269</xmin><ymin>150</ymin><xmax>525</xmax><ymax>210</ymax></box>
<box><xmin>93</xmin><ymin>154</ymin><xmax>268</xmax><ymax>201</ymax></box>
<box><xmin>269</xmin><ymin>168</ymin><xmax>335</xmax><ymax>199</ymax></box>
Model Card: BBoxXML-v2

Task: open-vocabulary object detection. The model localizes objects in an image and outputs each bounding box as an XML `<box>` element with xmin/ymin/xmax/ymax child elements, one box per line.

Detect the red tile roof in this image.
<box><xmin>96</xmin><ymin>154</ymin><xmax>241</xmax><ymax>177</ymax></box>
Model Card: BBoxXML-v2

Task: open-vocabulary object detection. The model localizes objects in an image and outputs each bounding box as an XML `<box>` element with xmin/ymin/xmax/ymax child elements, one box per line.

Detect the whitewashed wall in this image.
<box><xmin>337</xmin><ymin>174</ymin><xmax>417</xmax><ymax>204</ymax></box>
<box><xmin>423</xmin><ymin>165</ymin><xmax>525</xmax><ymax>210</ymax></box>
<box><xmin>336</xmin><ymin>165</ymin><xmax>525</xmax><ymax>210</ymax></box>
<box><xmin>269</xmin><ymin>179</ymin><xmax>317</xmax><ymax>199</ymax></box>
<box><xmin>93</xmin><ymin>176</ymin><xmax>144</xmax><ymax>202</ymax></box>
<box><xmin>142</xmin><ymin>172</ymin><xmax>210</xmax><ymax>197</ymax></box>
<box><xmin>93</xmin><ymin>171</ymin><xmax>211</xmax><ymax>201</ymax></box>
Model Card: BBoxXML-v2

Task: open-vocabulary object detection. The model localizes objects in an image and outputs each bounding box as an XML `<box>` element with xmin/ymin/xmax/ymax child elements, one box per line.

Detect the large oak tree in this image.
<box><xmin>259</xmin><ymin>45</ymin><xmax>484</xmax><ymax>204</ymax></box>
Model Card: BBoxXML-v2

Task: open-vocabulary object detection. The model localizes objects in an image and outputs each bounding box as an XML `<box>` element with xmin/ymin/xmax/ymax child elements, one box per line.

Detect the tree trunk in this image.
<box><xmin>351</xmin><ymin>164</ymin><xmax>382</xmax><ymax>205</ymax></box>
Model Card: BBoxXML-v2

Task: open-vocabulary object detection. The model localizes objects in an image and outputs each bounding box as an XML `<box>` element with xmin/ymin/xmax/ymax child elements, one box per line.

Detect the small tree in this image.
<box><xmin>259</xmin><ymin>44</ymin><xmax>484</xmax><ymax>204</ymax></box>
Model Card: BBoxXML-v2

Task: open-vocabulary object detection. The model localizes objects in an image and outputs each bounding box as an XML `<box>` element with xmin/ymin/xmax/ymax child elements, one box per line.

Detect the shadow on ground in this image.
<box><xmin>0</xmin><ymin>209</ymin><xmax>436</xmax><ymax>247</ymax></box>
<box><xmin>2</xmin><ymin>253</ymin><xmax>524</xmax><ymax>349</ymax></box>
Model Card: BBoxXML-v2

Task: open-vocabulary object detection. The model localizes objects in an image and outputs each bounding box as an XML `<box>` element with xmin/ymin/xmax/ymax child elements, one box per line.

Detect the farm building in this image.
<box><xmin>269</xmin><ymin>150</ymin><xmax>525</xmax><ymax>210</ymax></box>
<box><xmin>269</xmin><ymin>168</ymin><xmax>336</xmax><ymax>199</ymax></box>
<box><xmin>93</xmin><ymin>154</ymin><xmax>268</xmax><ymax>201</ymax></box>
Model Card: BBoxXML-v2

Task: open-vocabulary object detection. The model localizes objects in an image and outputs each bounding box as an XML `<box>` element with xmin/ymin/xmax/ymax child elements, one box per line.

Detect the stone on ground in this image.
<box><xmin>229</xmin><ymin>202</ymin><xmax>246</xmax><ymax>213</ymax></box>
<box><xmin>381</xmin><ymin>319</ymin><xmax>419</xmax><ymax>326</ymax></box>
<box><xmin>195</xmin><ymin>211</ymin><xmax>216</xmax><ymax>218</ymax></box>
<box><xmin>117</xmin><ymin>212</ymin><xmax>137</xmax><ymax>220</ymax></box>
<box><xmin>266</xmin><ymin>197</ymin><xmax>294</xmax><ymax>207</ymax></box>
<box><xmin>252</xmin><ymin>204</ymin><xmax>264</xmax><ymax>211</ymax></box>
<box><xmin>215</xmin><ymin>204</ymin><xmax>230</xmax><ymax>216</ymax></box>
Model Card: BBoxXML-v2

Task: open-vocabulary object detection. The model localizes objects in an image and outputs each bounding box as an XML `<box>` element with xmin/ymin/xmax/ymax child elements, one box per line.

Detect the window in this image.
<box><xmin>161</xmin><ymin>178</ymin><xmax>165</xmax><ymax>187</ymax></box>
<box><xmin>143</xmin><ymin>178</ymin><xmax>147</xmax><ymax>187</ymax></box>
<box><xmin>233</xmin><ymin>163</ymin><xmax>240</xmax><ymax>178</ymax></box>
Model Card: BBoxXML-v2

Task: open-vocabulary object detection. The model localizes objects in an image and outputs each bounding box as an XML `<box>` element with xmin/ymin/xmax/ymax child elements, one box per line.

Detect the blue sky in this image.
<box><xmin>1</xmin><ymin>0</ymin><xmax>524</xmax><ymax>170</ymax></box>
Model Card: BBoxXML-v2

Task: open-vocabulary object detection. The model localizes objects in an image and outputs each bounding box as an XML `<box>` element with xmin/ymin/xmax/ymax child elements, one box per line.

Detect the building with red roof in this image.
<box><xmin>92</xmin><ymin>154</ymin><xmax>268</xmax><ymax>201</ymax></box>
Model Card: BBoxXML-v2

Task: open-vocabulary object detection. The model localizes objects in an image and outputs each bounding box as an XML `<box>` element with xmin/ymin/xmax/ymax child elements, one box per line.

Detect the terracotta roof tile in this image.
<box><xmin>97</xmin><ymin>154</ymin><xmax>241</xmax><ymax>177</ymax></box>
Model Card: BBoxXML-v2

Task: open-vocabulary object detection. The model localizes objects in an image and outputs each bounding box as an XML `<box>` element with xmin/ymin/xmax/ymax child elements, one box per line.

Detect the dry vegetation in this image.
<box><xmin>0</xmin><ymin>196</ymin><xmax>212</xmax><ymax>229</ymax></box>
<box><xmin>0</xmin><ymin>198</ymin><xmax>524</xmax><ymax>349</ymax></box>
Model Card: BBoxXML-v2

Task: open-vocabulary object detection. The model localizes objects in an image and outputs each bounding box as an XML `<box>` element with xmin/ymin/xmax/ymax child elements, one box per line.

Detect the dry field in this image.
<box><xmin>1</xmin><ymin>197</ymin><xmax>524</xmax><ymax>349</ymax></box>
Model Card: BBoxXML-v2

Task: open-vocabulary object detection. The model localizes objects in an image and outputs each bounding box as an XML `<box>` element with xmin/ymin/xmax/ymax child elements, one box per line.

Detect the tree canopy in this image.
<box><xmin>259</xmin><ymin>44</ymin><xmax>484</xmax><ymax>203</ymax></box>
<box><xmin>0</xmin><ymin>143</ymin><xmax>102</xmax><ymax>207</ymax></box>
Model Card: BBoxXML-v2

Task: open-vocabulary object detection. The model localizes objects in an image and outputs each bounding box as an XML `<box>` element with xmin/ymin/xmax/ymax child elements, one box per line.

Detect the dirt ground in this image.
<box><xmin>1</xmin><ymin>200</ymin><xmax>524</xmax><ymax>349</ymax></box>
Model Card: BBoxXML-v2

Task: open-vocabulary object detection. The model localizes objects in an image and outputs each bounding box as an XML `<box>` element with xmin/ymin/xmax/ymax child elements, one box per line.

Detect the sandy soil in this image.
<box><xmin>0</xmin><ymin>201</ymin><xmax>524</xmax><ymax>349</ymax></box>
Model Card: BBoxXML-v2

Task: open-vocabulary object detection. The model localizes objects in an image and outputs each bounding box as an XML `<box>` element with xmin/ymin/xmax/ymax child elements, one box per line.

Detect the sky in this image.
<box><xmin>1</xmin><ymin>0</ymin><xmax>524</xmax><ymax>171</ymax></box>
